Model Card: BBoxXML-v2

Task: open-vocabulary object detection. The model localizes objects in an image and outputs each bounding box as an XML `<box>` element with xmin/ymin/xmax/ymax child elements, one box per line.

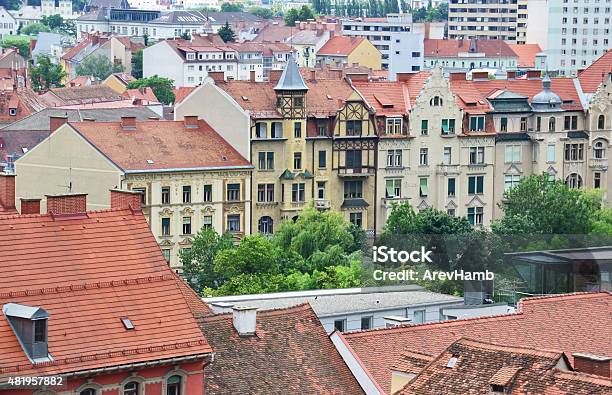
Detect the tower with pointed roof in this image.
<box><xmin>274</xmin><ymin>56</ymin><xmax>308</xmax><ymax>119</ymax></box>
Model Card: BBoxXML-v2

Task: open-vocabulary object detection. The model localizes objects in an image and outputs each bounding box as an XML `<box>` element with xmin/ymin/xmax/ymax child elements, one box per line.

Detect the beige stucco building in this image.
<box><xmin>14</xmin><ymin>117</ymin><xmax>252</xmax><ymax>269</ymax></box>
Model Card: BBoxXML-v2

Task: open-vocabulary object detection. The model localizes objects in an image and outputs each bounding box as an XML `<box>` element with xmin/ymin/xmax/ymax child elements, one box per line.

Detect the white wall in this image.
<box><xmin>143</xmin><ymin>40</ymin><xmax>184</xmax><ymax>87</ymax></box>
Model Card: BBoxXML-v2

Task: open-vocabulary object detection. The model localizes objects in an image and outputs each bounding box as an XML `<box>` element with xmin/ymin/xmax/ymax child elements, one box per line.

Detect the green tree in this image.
<box><xmin>249</xmin><ymin>6</ymin><xmax>273</xmax><ymax>19</ymax></box>
<box><xmin>220</xmin><ymin>2</ymin><xmax>244</xmax><ymax>11</ymax></box>
<box><xmin>180</xmin><ymin>31</ymin><xmax>191</xmax><ymax>40</ymax></box>
<box><xmin>21</xmin><ymin>22</ymin><xmax>50</xmax><ymax>36</ymax></box>
<box><xmin>218</xmin><ymin>21</ymin><xmax>236</xmax><ymax>43</ymax></box>
<box><xmin>284</xmin><ymin>8</ymin><xmax>300</xmax><ymax>26</ymax></box>
<box><xmin>75</xmin><ymin>54</ymin><xmax>123</xmax><ymax>80</ymax></box>
<box><xmin>181</xmin><ymin>228</ymin><xmax>235</xmax><ymax>294</ymax></box>
<box><xmin>131</xmin><ymin>49</ymin><xmax>143</xmax><ymax>79</ymax></box>
<box><xmin>30</xmin><ymin>54</ymin><xmax>66</xmax><ymax>91</ymax></box>
<box><xmin>493</xmin><ymin>174</ymin><xmax>601</xmax><ymax>234</ymax></box>
<box><xmin>127</xmin><ymin>75</ymin><xmax>175</xmax><ymax>105</ymax></box>
<box><xmin>298</xmin><ymin>5</ymin><xmax>315</xmax><ymax>21</ymax></box>
<box><xmin>1</xmin><ymin>36</ymin><xmax>30</xmax><ymax>59</ymax></box>
<box><xmin>40</xmin><ymin>14</ymin><xmax>76</xmax><ymax>36</ymax></box>
<box><xmin>3</xmin><ymin>0</ymin><xmax>22</xmax><ymax>10</ymax></box>
<box><xmin>215</xmin><ymin>235</ymin><xmax>281</xmax><ymax>278</ymax></box>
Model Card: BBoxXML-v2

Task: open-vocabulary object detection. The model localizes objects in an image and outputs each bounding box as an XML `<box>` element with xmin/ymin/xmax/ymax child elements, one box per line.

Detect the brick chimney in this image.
<box><xmin>120</xmin><ymin>116</ymin><xmax>137</xmax><ymax>130</ymax></box>
<box><xmin>250</xmin><ymin>69</ymin><xmax>256</xmax><ymax>82</ymax></box>
<box><xmin>269</xmin><ymin>70</ymin><xmax>283</xmax><ymax>83</ymax></box>
<box><xmin>572</xmin><ymin>353</ymin><xmax>611</xmax><ymax>378</ymax></box>
<box><xmin>49</xmin><ymin>115</ymin><xmax>68</xmax><ymax>133</ymax></box>
<box><xmin>0</xmin><ymin>174</ymin><xmax>16</xmax><ymax>211</ymax></box>
<box><xmin>507</xmin><ymin>70</ymin><xmax>517</xmax><ymax>80</ymax></box>
<box><xmin>396</xmin><ymin>72</ymin><xmax>415</xmax><ymax>82</ymax></box>
<box><xmin>20</xmin><ymin>198</ymin><xmax>41</xmax><ymax>215</ymax></box>
<box><xmin>183</xmin><ymin>115</ymin><xmax>199</xmax><ymax>129</ymax></box>
<box><xmin>346</xmin><ymin>73</ymin><xmax>369</xmax><ymax>82</ymax></box>
<box><xmin>46</xmin><ymin>193</ymin><xmax>87</xmax><ymax>215</ymax></box>
<box><xmin>526</xmin><ymin>70</ymin><xmax>542</xmax><ymax>80</ymax></box>
<box><xmin>208</xmin><ymin>71</ymin><xmax>225</xmax><ymax>83</ymax></box>
<box><xmin>110</xmin><ymin>189</ymin><xmax>142</xmax><ymax>211</ymax></box>
<box><xmin>450</xmin><ymin>72</ymin><xmax>467</xmax><ymax>81</ymax></box>
<box><xmin>309</xmin><ymin>69</ymin><xmax>316</xmax><ymax>82</ymax></box>
<box><xmin>472</xmin><ymin>71</ymin><xmax>489</xmax><ymax>81</ymax></box>
<box><xmin>232</xmin><ymin>306</ymin><xmax>257</xmax><ymax>336</ymax></box>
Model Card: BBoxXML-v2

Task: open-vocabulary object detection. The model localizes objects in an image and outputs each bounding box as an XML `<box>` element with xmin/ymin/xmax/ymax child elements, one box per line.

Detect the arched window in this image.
<box><xmin>167</xmin><ymin>375</ymin><xmax>182</xmax><ymax>395</ymax></box>
<box><xmin>548</xmin><ymin>117</ymin><xmax>556</xmax><ymax>132</ymax></box>
<box><xmin>123</xmin><ymin>381</ymin><xmax>139</xmax><ymax>395</ymax></box>
<box><xmin>565</xmin><ymin>173</ymin><xmax>583</xmax><ymax>189</ymax></box>
<box><xmin>430</xmin><ymin>96</ymin><xmax>443</xmax><ymax>106</ymax></box>
<box><xmin>598</xmin><ymin>114</ymin><xmax>605</xmax><ymax>130</ymax></box>
<box><xmin>258</xmin><ymin>216</ymin><xmax>273</xmax><ymax>234</ymax></box>
<box><xmin>594</xmin><ymin>140</ymin><xmax>605</xmax><ymax>159</ymax></box>
<box><xmin>80</xmin><ymin>389</ymin><xmax>96</xmax><ymax>395</ymax></box>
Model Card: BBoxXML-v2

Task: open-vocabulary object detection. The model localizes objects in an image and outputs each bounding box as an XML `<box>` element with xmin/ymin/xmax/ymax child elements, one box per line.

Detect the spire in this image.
<box><xmin>274</xmin><ymin>54</ymin><xmax>308</xmax><ymax>91</ymax></box>
<box><xmin>542</xmin><ymin>74</ymin><xmax>552</xmax><ymax>90</ymax></box>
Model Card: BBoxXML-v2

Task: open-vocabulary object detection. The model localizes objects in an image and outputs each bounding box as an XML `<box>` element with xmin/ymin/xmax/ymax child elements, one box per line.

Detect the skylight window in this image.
<box><xmin>242</xmin><ymin>96</ymin><xmax>249</xmax><ymax>101</ymax></box>
<box><xmin>121</xmin><ymin>318</ymin><xmax>134</xmax><ymax>330</ymax></box>
<box><xmin>446</xmin><ymin>356</ymin><xmax>458</xmax><ymax>368</ymax></box>
<box><xmin>146</xmin><ymin>159</ymin><xmax>154</xmax><ymax>165</ymax></box>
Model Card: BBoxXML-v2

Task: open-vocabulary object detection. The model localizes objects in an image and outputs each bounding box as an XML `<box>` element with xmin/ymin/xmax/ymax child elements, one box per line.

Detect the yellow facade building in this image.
<box><xmin>316</xmin><ymin>36</ymin><xmax>382</xmax><ymax>70</ymax></box>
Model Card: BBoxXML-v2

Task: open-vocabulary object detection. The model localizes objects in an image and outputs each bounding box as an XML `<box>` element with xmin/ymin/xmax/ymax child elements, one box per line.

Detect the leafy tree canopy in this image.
<box><xmin>126</xmin><ymin>75</ymin><xmax>175</xmax><ymax>105</ymax></box>
<box><xmin>30</xmin><ymin>54</ymin><xmax>66</xmax><ymax>91</ymax></box>
<box><xmin>220</xmin><ymin>2</ymin><xmax>244</xmax><ymax>12</ymax></box>
<box><xmin>21</xmin><ymin>22</ymin><xmax>50</xmax><ymax>36</ymax></box>
<box><xmin>248</xmin><ymin>6</ymin><xmax>273</xmax><ymax>19</ymax></box>
<box><xmin>75</xmin><ymin>54</ymin><xmax>123</xmax><ymax>80</ymax></box>
<box><xmin>218</xmin><ymin>21</ymin><xmax>236</xmax><ymax>43</ymax></box>
<box><xmin>1</xmin><ymin>36</ymin><xmax>30</xmax><ymax>59</ymax></box>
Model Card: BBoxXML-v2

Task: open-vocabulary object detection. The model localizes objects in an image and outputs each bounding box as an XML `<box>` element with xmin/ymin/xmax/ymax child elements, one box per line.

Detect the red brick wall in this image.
<box><xmin>46</xmin><ymin>194</ymin><xmax>87</xmax><ymax>215</ymax></box>
<box><xmin>110</xmin><ymin>189</ymin><xmax>142</xmax><ymax>210</ymax></box>
<box><xmin>574</xmin><ymin>357</ymin><xmax>610</xmax><ymax>378</ymax></box>
<box><xmin>20</xmin><ymin>198</ymin><xmax>41</xmax><ymax>215</ymax></box>
<box><xmin>0</xmin><ymin>174</ymin><xmax>16</xmax><ymax>210</ymax></box>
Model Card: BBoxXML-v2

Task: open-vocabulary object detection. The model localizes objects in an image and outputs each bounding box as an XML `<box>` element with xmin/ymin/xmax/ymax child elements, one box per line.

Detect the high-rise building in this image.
<box><xmin>448</xmin><ymin>0</ymin><xmax>519</xmax><ymax>43</ymax></box>
<box><xmin>526</xmin><ymin>0</ymin><xmax>612</xmax><ymax>76</ymax></box>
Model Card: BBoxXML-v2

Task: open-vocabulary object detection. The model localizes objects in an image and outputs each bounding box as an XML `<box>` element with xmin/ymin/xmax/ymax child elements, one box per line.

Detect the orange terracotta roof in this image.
<box><xmin>173</xmin><ymin>86</ymin><xmax>196</xmax><ymax>105</ymax></box>
<box><xmin>69</xmin><ymin>119</ymin><xmax>251</xmax><ymax>171</ymax></box>
<box><xmin>424</xmin><ymin>39</ymin><xmax>517</xmax><ymax>58</ymax></box>
<box><xmin>578</xmin><ymin>49</ymin><xmax>612</xmax><ymax>93</ymax></box>
<box><xmin>508</xmin><ymin>43</ymin><xmax>542</xmax><ymax>68</ymax></box>
<box><xmin>397</xmin><ymin>338</ymin><xmax>611</xmax><ymax>395</ymax></box>
<box><xmin>122</xmin><ymin>87</ymin><xmax>159</xmax><ymax>103</ymax></box>
<box><xmin>41</xmin><ymin>85</ymin><xmax>124</xmax><ymax>107</ymax></box>
<box><xmin>318</xmin><ymin>36</ymin><xmax>366</xmax><ymax>56</ymax></box>
<box><xmin>340</xmin><ymin>292</ymin><xmax>612</xmax><ymax>393</ymax></box>
<box><xmin>0</xmin><ymin>208</ymin><xmax>212</xmax><ymax>377</ymax></box>
<box><xmin>198</xmin><ymin>303</ymin><xmax>365</xmax><ymax>394</ymax></box>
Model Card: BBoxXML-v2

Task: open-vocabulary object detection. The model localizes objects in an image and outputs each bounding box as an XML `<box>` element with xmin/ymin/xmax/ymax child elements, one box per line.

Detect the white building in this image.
<box><xmin>341</xmin><ymin>13</ymin><xmax>444</xmax><ymax>79</ymax></box>
<box><xmin>41</xmin><ymin>0</ymin><xmax>75</xmax><ymax>18</ymax></box>
<box><xmin>448</xmin><ymin>0</ymin><xmax>519</xmax><ymax>42</ymax></box>
<box><xmin>0</xmin><ymin>7</ymin><xmax>17</xmax><ymax>39</ymax></box>
<box><xmin>526</xmin><ymin>0</ymin><xmax>612</xmax><ymax>76</ymax></box>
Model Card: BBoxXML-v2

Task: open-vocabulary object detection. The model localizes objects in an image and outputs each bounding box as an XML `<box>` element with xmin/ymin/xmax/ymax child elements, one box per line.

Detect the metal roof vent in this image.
<box><xmin>146</xmin><ymin>159</ymin><xmax>154</xmax><ymax>165</ymax></box>
<box><xmin>121</xmin><ymin>318</ymin><xmax>135</xmax><ymax>330</ymax></box>
<box><xmin>446</xmin><ymin>355</ymin><xmax>458</xmax><ymax>368</ymax></box>
<box><xmin>3</xmin><ymin>303</ymin><xmax>52</xmax><ymax>363</ymax></box>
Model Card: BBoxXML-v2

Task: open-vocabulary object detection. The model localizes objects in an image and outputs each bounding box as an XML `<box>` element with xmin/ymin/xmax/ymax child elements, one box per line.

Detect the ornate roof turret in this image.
<box><xmin>531</xmin><ymin>75</ymin><xmax>563</xmax><ymax>112</ymax></box>
<box><xmin>274</xmin><ymin>55</ymin><xmax>308</xmax><ymax>91</ymax></box>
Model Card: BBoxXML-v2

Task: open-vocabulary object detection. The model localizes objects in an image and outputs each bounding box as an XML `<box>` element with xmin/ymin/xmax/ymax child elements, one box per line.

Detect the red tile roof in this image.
<box><xmin>340</xmin><ymin>292</ymin><xmax>612</xmax><ymax>393</ymax></box>
<box><xmin>41</xmin><ymin>85</ymin><xmax>125</xmax><ymax>107</ymax></box>
<box><xmin>508</xmin><ymin>43</ymin><xmax>543</xmax><ymax>68</ymax></box>
<box><xmin>0</xmin><ymin>208</ymin><xmax>212</xmax><ymax>377</ymax></box>
<box><xmin>318</xmin><ymin>36</ymin><xmax>366</xmax><ymax>56</ymax></box>
<box><xmin>424</xmin><ymin>39</ymin><xmax>517</xmax><ymax>58</ymax></box>
<box><xmin>122</xmin><ymin>87</ymin><xmax>159</xmax><ymax>103</ymax></box>
<box><xmin>397</xmin><ymin>338</ymin><xmax>611</xmax><ymax>395</ymax></box>
<box><xmin>578</xmin><ymin>49</ymin><xmax>612</xmax><ymax>93</ymax></box>
<box><xmin>173</xmin><ymin>86</ymin><xmax>196</xmax><ymax>105</ymax></box>
<box><xmin>69</xmin><ymin>119</ymin><xmax>251</xmax><ymax>172</ymax></box>
<box><xmin>197</xmin><ymin>303</ymin><xmax>365</xmax><ymax>394</ymax></box>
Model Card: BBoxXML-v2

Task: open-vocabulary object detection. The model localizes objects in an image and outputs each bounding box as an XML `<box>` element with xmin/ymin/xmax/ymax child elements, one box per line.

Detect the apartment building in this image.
<box><xmin>341</xmin><ymin>13</ymin><xmax>445</xmax><ymax>78</ymax></box>
<box><xmin>526</xmin><ymin>0</ymin><xmax>612</xmax><ymax>76</ymax></box>
<box><xmin>423</xmin><ymin>38</ymin><xmax>519</xmax><ymax>71</ymax></box>
<box><xmin>316</xmin><ymin>36</ymin><xmax>382</xmax><ymax>70</ymax></box>
<box><xmin>41</xmin><ymin>0</ymin><xmax>74</xmax><ymax>17</ymax></box>
<box><xmin>143</xmin><ymin>35</ymin><xmax>292</xmax><ymax>86</ymax></box>
<box><xmin>0</xmin><ymin>7</ymin><xmax>17</xmax><ymax>39</ymax></box>
<box><xmin>448</xmin><ymin>0</ymin><xmax>519</xmax><ymax>42</ymax></box>
<box><xmin>14</xmin><ymin>117</ymin><xmax>252</xmax><ymax>269</ymax></box>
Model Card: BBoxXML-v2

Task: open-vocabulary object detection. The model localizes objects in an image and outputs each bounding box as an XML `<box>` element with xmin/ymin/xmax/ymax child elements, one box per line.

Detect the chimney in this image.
<box><xmin>207</xmin><ymin>71</ymin><xmax>225</xmax><ymax>83</ymax></box>
<box><xmin>120</xmin><ymin>116</ymin><xmax>137</xmax><ymax>130</ymax></box>
<box><xmin>396</xmin><ymin>72</ymin><xmax>415</xmax><ymax>82</ymax></box>
<box><xmin>299</xmin><ymin>21</ymin><xmax>306</xmax><ymax>30</ymax></box>
<box><xmin>250</xmin><ymin>69</ymin><xmax>256</xmax><ymax>82</ymax></box>
<box><xmin>309</xmin><ymin>69</ymin><xmax>316</xmax><ymax>82</ymax></box>
<box><xmin>346</xmin><ymin>73</ymin><xmax>369</xmax><ymax>82</ymax></box>
<box><xmin>383</xmin><ymin>316</ymin><xmax>411</xmax><ymax>328</ymax></box>
<box><xmin>91</xmin><ymin>35</ymin><xmax>99</xmax><ymax>46</ymax></box>
<box><xmin>49</xmin><ymin>115</ymin><xmax>68</xmax><ymax>133</ymax></box>
<box><xmin>0</xmin><ymin>174</ymin><xmax>16</xmax><ymax>211</ymax></box>
<box><xmin>507</xmin><ymin>70</ymin><xmax>517</xmax><ymax>80</ymax></box>
<box><xmin>450</xmin><ymin>72</ymin><xmax>467</xmax><ymax>81</ymax></box>
<box><xmin>232</xmin><ymin>306</ymin><xmax>257</xmax><ymax>336</ymax></box>
<box><xmin>211</xmin><ymin>302</ymin><xmax>234</xmax><ymax>313</ymax></box>
<box><xmin>183</xmin><ymin>115</ymin><xmax>199</xmax><ymax>129</ymax></box>
<box><xmin>526</xmin><ymin>70</ymin><xmax>542</xmax><ymax>80</ymax></box>
<box><xmin>472</xmin><ymin>71</ymin><xmax>489</xmax><ymax>81</ymax></box>
<box><xmin>20</xmin><ymin>198</ymin><xmax>41</xmax><ymax>215</ymax></box>
<box><xmin>110</xmin><ymin>189</ymin><xmax>142</xmax><ymax>211</ymax></box>
<box><xmin>572</xmin><ymin>353</ymin><xmax>611</xmax><ymax>378</ymax></box>
<box><xmin>269</xmin><ymin>70</ymin><xmax>283</xmax><ymax>83</ymax></box>
<box><xmin>46</xmin><ymin>193</ymin><xmax>87</xmax><ymax>215</ymax></box>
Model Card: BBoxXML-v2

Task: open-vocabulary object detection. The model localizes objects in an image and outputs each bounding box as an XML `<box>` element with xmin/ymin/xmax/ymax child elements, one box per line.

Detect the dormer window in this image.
<box><xmin>186</xmin><ymin>52</ymin><xmax>195</xmax><ymax>60</ymax></box>
<box><xmin>9</xmin><ymin>108</ymin><xmax>17</xmax><ymax>116</ymax></box>
<box><xmin>3</xmin><ymin>303</ymin><xmax>52</xmax><ymax>362</ymax></box>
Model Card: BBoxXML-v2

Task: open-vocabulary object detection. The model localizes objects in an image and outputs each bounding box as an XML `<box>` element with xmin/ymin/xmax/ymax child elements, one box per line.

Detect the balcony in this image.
<box><xmin>436</xmin><ymin>164</ymin><xmax>461</xmax><ymax>175</ymax></box>
<box><xmin>314</xmin><ymin>199</ymin><xmax>331</xmax><ymax>210</ymax></box>
<box><xmin>337</xmin><ymin>166</ymin><xmax>376</xmax><ymax>177</ymax></box>
<box><xmin>381</xmin><ymin>197</ymin><xmax>409</xmax><ymax>208</ymax></box>
<box><xmin>589</xmin><ymin>158</ymin><xmax>608</xmax><ymax>170</ymax></box>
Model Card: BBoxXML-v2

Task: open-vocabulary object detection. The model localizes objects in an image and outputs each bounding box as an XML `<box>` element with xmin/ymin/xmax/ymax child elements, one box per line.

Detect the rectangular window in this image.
<box><xmin>469</xmin><ymin>116</ymin><xmax>485</xmax><ymax>131</ymax></box>
<box><xmin>227</xmin><ymin>214</ymin><xmax>240</xmax><ymax>232</ymax></box>
<box><xmin>161</xmin><ymin>248</ymin><xmax>170</xmax><ymax>262</ymax></box>
<box><xmin>467</xmin><ymin>207</ymin><xmax>484</xmax><ymax>226</ymax></box>
<box><xmin>505</xmin><ymin>145</ymin><xmax>521</xmax><ymax>163</ymax></box>
<box><xmin>344</xmin><ymin>181</ymin><xmax>363</xmax><ymax>199</ymax></box>
<box><xmin>387</xmin><ymin>149</ymin><xmax>402</xmax><ymax>167</ymax></box>
<box><xmin>547</xmin><ymin>144</ymin><xmax>555</xmax><ymax>162</ymax></box>
<box><xmin>564</xmin><ymin>143</ymin><xmax>584</xmax><ymax>161</ymax></box>
<box><xmin>346</xmin><ymin>120</ymin><xmax>362</xmax><ymax>136</ymax></box>
<box><xmin>421</xmin><ymin>119</ymin><xmax>428</xmax><ymax>135</ymax></box>
<box><xmin>317</xmin><ymin>181</ymin><xmax>326</xmax><ymax>199</ymax></box>
<box><xmin>520</xmin><ymin>117</ymin><xmax>528</xmax><ymax>132</ymax></box>
<box><xmin>419</xmin><ymin>148</ymin><xmax>428</xmax><ymax>166</ymax></box>
<box><xmin>317</xmin><ymin>120</ymin><xmax>327</xmax><ymax>136</ymax></box>
<box><xmin>468</xmin><ymin>175</ymin><xmax>484</xmax><ymax>195</ymax></box>
<box><xmin>182</xmin><ymin>217</ymin><xmax>192</xmax><ymax>235</ymax></box>
<box><xmin>504</xmin><ymin>175</ymin><xmax>521</xmax><ymax>191</ymax></box>
<box><xmin>257</xmin><ymin>183</ymin><xmax>275</xmax><ymax>202</ymax></box>
<box><xmin>500</xmin><ymin>117</ymin><xmax>508</xmax><ymax>132</ymax></box>
<box><xmin>182</xmin><ymin>185</ymin><xmax>191</xmax><ymax>203</ymax></box>
<box><xmin>34</xmin><ymin>319</ymin><xmax>46</xmax><ymax>343</ymax></box>
<box><xmin>447</xmin><ymin>208</ymin><xmax>456</xmax><ymax>217</ymax></box>
<box><xmin>161</xmin><ymin>218</ymin><xmax>170</xmax><ymax>236</ymax></box>
<box><xmin>227</xmin><ymin>183</ymin><xmax>240</xmax><ymax>201</ymax></box>
<box><xmin>292</xmin><ymin>183</ymin><xmax>305</xmax><ymax>202</ymax></box>
<box><xmin>293</xmin><ymin>152</ymin><xmax>302</xmax><ymax>169</ymax></box>
<box><xmin>536</xmin><ymin>116</ymin><xmax>542</xmax><ymax>132</ymax></box>
<box><xmin>271</xmin><ymin>122</ymin><xmax>283</xmax><ymax>138</ymax></box>
<box><xmin>448</xmin><ymin>178</ymin><xmax>456</xmax><ymax>197</ymax></box>
<box><xmin>419</xmin><ymin>178</ymin><xmax>428</xmax><ymax>197</ymax></box>
<box><xmin>334</xmin><ymin>319</ymin><xmax>346</xmax><ymax>332</ymax></box>
<box><xmin>469</xmin><ymin>147</ymin><xmax>485</xmax><ymax>165</ymax></box>
<box><xmin>161</xmin><ymin>186</ymin><xmax>170</xmax><ymax>205</ymax></box>
<box><xmin>441</xmin><ymin>119</ymin><xmax>456</xmax><ymax>135</ymax></box>
<box><xmin>349</xmin><ymin>212</ymin><xmax>363</xmax><ymax>227</ymax></box>
<box><xmin>385</xmin><ymin>179</ymin><xmax>402</xmax><ymax>198</ymax></box>
<box><xmin>386</xmin><ymin>118</ymin><xmax>402</xmax><ymax>134</ymax></box>
<box><xmin>318</xmin><ymin>150</ymin><xmax>327</xmax><ymax>168</ymax></box>
<box><xmin>594</xmin><ymin>172</ymin><xmax>602</xmax><ymax>189</ymax></box>
<box><xmin>203</xmin><ymin>215</ymin><xmax>212</xmax><ymax>229</ymax></box>
<box><xmin>361</xmin><ymin>316</ymin><xmax>373</xmax><ymax>330</ymax></box>
<box><xmin>132</xmin><ymin>187</ymin><xmax>146</xmax><ymax>205</ymax></box>
<box><xmin>294</xmin><ymin>122</ymin><xmax>302</xmax><ymax>138</ymax></box>
<box><xmin>258</xmin><ymin>152</ymin><xmax>274</xmax><ymax>170</ymax></box>
<box><xmin>345</xmin><ymin>150</ymin><xmax>362</xmax><ymax>169</ymax></box>
<box><xmin>443</xmin><ymin>147</ymin><xmax>452</xmax><ymax>165</ymax></box>
<box><xmin>413</xmin><ymin>309</ymin><xmax>425</xmax><ymax>324</ymax></box>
